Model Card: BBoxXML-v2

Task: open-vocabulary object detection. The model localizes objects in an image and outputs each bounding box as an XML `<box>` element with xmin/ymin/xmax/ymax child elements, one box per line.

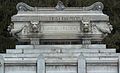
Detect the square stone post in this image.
<box><xmin>37</xmin><ymin>54</ymin><xmax>45</xmax><ymax>73</ymax></box>
<box><xmin>78</xmin><ymin>53</ymin><xmax>86</xmax><ymax>73</ymax></box>
<box><xmin>82</xmin><ymin>38</ymin><xmax>91</xmax><ymax>45</ymax></box>
<box><xmin>119</xmin><ymin>56</ymin><xmax>120</xmax><ymax>73</ymax></box>
<box><xmin>30</xmin><ymin>38</ymin><xmax>39</xmax><ymax>45</ymax></box>
<box><xmin>0</xmin><ymin>55</ymin><xmax>4</xmax><ymax>73</ymax></box>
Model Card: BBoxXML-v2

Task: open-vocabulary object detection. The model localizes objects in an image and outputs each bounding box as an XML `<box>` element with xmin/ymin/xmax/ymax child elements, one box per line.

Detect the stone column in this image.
<box><xmin>78</xmin><ymin>53</ymin><xmax>86</xmax><ymax>73</ymax></box>
<box><xmin>0</xmin><ymin>55</ymin><xmax>4</xmax><ymax>73</ymax></box>
<box><xmin>37</xmin><ymin>54</ymin><xmax>45</xmax><ymax>73</ymax></box>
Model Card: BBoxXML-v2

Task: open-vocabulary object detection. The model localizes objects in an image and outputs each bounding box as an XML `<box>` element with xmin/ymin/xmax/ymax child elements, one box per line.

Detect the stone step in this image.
<box><xmin>6</xmin><ymin>48</ymin><xmax>116</xmax><ymax>54</ymax></box>
<box><xmin>4</xmin><ymin>55</ymin><xmax>118</xmax><ymax>62</ymax></box>
<box><xmin>16</xmin><ymin>44</ymin><xmax>107</xmax><ymax>49</ymax></box>
<box><xmin>5</xmin><ymin>57</ymin><xmax>118</xmax><ymax>63</ymax></box>
<box><xmin>46</xmin><ymin>71</ymin><xmax>76</xmax><ymax>73</ymax></box>
<box><xmin>0</xmin><ymin>53</ymin><xmax>119</xmax><ymax>58</ymax></box>
<box><xmin>4</xmin><ymin>59</ymin><xmax>118</xmax><ymax>65</ymax></box>
<box><xmin>6</xmin><ymin>49</ymin><xmax>23</xmax><ymax>54</ymax></box>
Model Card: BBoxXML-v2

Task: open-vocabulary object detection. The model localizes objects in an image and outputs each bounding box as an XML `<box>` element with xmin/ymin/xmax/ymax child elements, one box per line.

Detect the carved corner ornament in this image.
<box><xmin>7</xmin><ymin>23</ymin><xmax>25</xmax><ymax>38</ymax></box>
<box><xmin>83</xmin><ymin>2</ymin><xmax>104</xmax><ymax>11</ymax></box>
<box><xmin>55</xmin><ymin>1</ymin><xmax>65</xmax><ymax>11</ymax></box>
<box><xmin>16</xmin><ymin>1</ymin><xmax>103</xmax><ymax>11</ymax></box>
<box><xmin>16</xmin><ymin>2</ymin><xmax>35</xmax><ymax>11</ymax></box>
<box><xmin>95</xmin><ymin>23</ymin><xmax>113</xmax><ymax>35</ymax></box>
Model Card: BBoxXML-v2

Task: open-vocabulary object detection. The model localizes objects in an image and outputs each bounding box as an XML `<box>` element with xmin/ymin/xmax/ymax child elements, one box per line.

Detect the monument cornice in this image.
<box><xmin>12</xmin><ymin>15</ymin><xmax>109</xmax><ymax>21</ymax></box>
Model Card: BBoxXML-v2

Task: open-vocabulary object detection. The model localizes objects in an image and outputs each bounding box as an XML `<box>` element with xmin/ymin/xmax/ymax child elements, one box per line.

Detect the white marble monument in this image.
<box><xmin>1</xmin><ymin>1</ymin><xmax>119</xmax><ymax>73</ymax></box>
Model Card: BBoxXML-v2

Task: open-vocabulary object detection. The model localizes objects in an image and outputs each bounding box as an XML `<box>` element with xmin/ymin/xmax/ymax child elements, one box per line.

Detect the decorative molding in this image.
<box><xmin>12</xmin><ymin>16</ymin><xmax>109</xmax><ymax>21</ymax></box>
<box><xmin>83</xmin><ymin>2</ymin><xmax>104</xmax><ymax>11</ymax></box>
<box><xmin>16</xmin><ymin>2</ymin><xmax>35</xmax><ymax>11</ymax></box>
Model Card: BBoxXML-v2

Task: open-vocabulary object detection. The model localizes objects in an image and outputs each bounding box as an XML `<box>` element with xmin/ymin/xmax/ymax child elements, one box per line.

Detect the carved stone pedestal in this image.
<box><xmin>2</xmin><ymin>1</ymin><xmax>118</xmax><ymax>73</ymax></box>
<box><xmin>0</xmin><ymin>44</ymin><xmax>119</xmax><ymax>73</ymax></box>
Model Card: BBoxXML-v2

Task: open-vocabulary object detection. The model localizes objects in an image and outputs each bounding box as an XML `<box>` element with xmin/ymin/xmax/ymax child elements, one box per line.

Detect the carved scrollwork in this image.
<box><xmin>7</xmin><ymin>23</ymin><xmax>14</xmax><ymax>32</ymax></box>
<box><xmin>16</xmin><ymin>1</ymin><xmax>103</xmax><ymax>11</ymax></box>
<box><xmin>95</xmin><ymin>23</ymin><xmax>113</xmax><ymax>34</ymax></box>
<box><xmin>16</xmin><ymin>2</ymin><xmax>35</xmax><ymax>11</ymax></box>
<box><xmin>83</xmin><ymin>2</ymin><xmax>104</xmax><ymax>11</ymax></box>
<box><xmin>7</xmin><ymin>23</ymin><xmax>25</xmax><ymax>38</ymax></box>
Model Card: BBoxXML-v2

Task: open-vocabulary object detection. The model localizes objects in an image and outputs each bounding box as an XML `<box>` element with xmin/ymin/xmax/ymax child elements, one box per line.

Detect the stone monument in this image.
<box><xmin>0</xmin><ymin>1</ymin><xmax>119</xmax><ymax>73</ymax></box>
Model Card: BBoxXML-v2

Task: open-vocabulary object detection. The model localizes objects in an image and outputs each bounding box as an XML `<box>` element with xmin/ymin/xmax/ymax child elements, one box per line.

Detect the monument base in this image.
<box><xmin>0</xmin><ymin>44</ymin><xmax>119</xmax><ymax>73</ymax></box>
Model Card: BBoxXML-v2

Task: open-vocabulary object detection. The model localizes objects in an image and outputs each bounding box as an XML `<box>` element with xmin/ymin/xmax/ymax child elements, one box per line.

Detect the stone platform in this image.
<box><xmin>0</xmin><ymin>44</ymin><xmax>119</xmax><ymax>73</ymax></box>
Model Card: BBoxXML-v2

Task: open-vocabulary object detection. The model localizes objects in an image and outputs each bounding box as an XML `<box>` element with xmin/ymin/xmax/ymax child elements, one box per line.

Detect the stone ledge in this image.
<box><xmin>6</xmin><ymin>49</ymin><xmax>23</xmax><ymax>54</ymax></box>
<box><xmin>16</xmin><ymin>44</ymin><xmax>107</xmax><ymax>49</ymax></box>
<box><xmin>6</xmin><ymin>48</ymin><xmax>116</xmax><ymax>54</ymax></box>
<box><xmin>4</xmin><ymin>59</ymin><xmax>118</xmax><ymax>66</ymax></box>
<box><xmin>0</xmin><ymin>53</ymin><xmax>118</xmax><ymax>58</ymax></box>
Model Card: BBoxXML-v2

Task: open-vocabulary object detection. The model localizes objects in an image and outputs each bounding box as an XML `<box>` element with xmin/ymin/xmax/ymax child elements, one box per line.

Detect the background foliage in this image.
<box><xmin>0</xmin><ymin>0</ymin><xmax>120</xmax><ymax>52</ymax></box>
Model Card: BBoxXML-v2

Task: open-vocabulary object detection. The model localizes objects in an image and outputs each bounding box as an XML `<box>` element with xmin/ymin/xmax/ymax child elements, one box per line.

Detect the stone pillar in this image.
<box><xmin>78</xmin><ymin>53</ymin><xmax>86</xmax><ymax>73</ymax></box>
<box><xmin>0</xmin><ymin>55</ymin><xmax>4</xmax><ymax>73</ymax></box>
<box><xmin>37</xmin><ymin>54</ymin><xmax>45</xmax><ymax>73</ymax></box>
<box><xmin>119</xmin><ymin>56</ymin><xmax>120</xmax><ymax>73</ymax></box>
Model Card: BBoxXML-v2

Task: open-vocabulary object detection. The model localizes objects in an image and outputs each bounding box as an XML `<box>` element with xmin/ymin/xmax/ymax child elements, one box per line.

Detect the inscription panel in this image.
<box><xmin>41</xmin><ymin>22</ymin><xmax>80</xmax><ymax>33</ymax></box>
